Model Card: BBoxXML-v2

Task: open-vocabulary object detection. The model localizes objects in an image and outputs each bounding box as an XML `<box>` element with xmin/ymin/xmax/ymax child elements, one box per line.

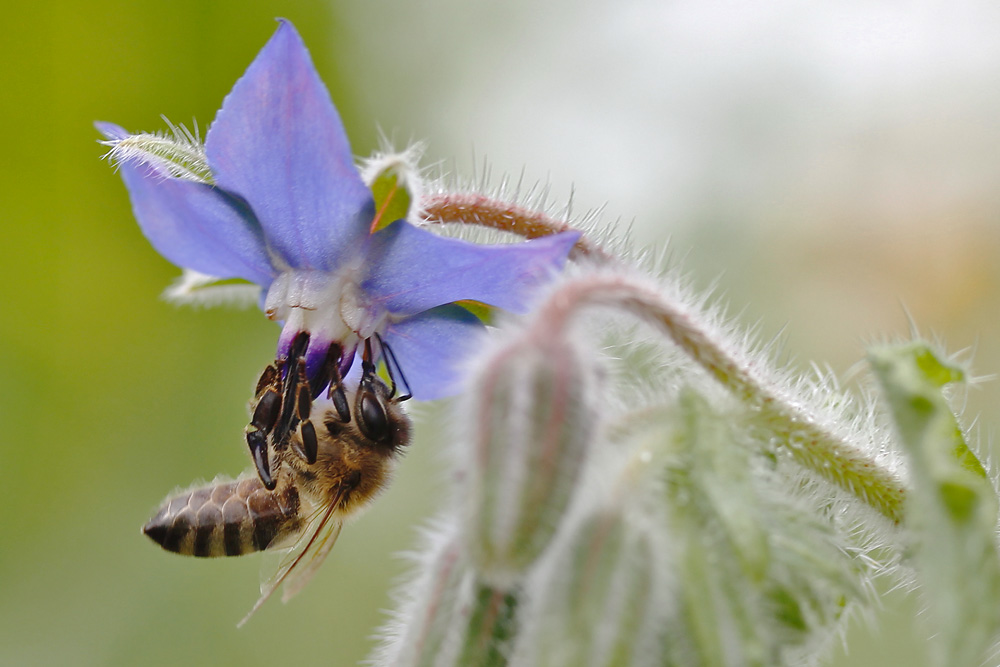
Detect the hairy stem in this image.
<box><xmin>428</xmin><ymin>194</ymin><xmax>907</xmax><ymax>521</ymax></box>
<box><xmin>531</xmin><ymin>273</ymin><xmax>907</xmax><ymax>524</ymax></box>
<box><xmin>420</xmin><ymin>192</ymin><xmax>614</xmax><ymax>262</ymax></box>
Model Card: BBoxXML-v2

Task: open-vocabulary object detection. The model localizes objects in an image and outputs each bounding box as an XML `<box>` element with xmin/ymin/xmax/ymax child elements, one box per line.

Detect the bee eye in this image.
<box><xmin>357</xmin><ymin>391</ymin><xmax>389</xmax><ymax>443</ymax></box>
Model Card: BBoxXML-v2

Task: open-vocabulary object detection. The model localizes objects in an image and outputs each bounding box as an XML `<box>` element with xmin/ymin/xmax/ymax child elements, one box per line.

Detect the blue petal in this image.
<box><xmin>205</xmin><ymin>20</ymin><xmax>374</xmax><ymax>271</ymax></box>
<box><xmin>95</xmin><ymin>121</ymin><xmax>129</xmax><ymax>141</ymax></box>
<box><xmin>362</xmin><ymin>221</ymin><xmax>580</xmax><ymax>316</ymax></box>
<box><xmin>114</xmin><ymin>161</ymin><xmax>274</xmax><ymax>285</ymax></box>
<box><xmin>382</xmin><ymin>305</ymin><xmax>486</xmax><ymax>400</ymax></box>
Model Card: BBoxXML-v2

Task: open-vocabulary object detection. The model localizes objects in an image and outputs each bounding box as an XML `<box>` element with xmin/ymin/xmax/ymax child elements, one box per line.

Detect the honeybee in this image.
<box><xmin>143</xmin><ymin>339</ymin><xmax>411</xmax><ymax>624</ymax></box>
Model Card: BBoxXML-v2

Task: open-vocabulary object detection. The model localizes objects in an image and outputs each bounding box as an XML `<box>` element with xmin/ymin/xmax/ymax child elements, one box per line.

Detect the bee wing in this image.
<box><xmin>237</xmin><ymin>480</ymin><xmax>352</xmax><ymax>627</ymax></box>
<box><xmin>277</xmin><ymin>508</ymin><xmax>343</xmax><ymax>603</ymax></box>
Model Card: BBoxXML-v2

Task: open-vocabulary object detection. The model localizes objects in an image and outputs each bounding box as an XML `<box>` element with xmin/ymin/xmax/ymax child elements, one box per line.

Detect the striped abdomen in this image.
<box><xmin>143</xmin><ymin>477</ymin><xmax>302</xmax><ymax>558</ymax></box>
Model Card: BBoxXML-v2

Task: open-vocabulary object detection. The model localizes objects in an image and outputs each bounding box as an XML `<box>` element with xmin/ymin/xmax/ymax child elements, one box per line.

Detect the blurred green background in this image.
<box><xmin>4</xmin><ymin>1</ymin><xmax>1000</xmax><ymax>665</ymax></box>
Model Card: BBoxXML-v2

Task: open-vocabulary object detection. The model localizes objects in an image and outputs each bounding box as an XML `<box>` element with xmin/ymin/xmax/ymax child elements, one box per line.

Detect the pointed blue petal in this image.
<box><xmin>115</xmin><ymin>161</ymin><xmax>274</xmax><ymax>285</ymax></box>
<box><xmin>95</xmin><ymin>121</ymin><xmax>129</xmax><ymax>141</ymax></box>
<box><xmin>362</xmin><ymin>221</ymin><xmax>580</xmax><ymax>316</ymax></box>
<box><xmin>382</xmin><ymin>305</ymin><xmax>485</xmax><ymax>400</ymax></box>
<box><xmin>205</xmin><ymin>20</ymin><xmax>374</xmax><ymax>271</ymax></box>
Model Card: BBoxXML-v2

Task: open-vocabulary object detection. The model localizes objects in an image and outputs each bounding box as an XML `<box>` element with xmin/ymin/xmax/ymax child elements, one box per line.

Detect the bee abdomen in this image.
<box><xmin>143</xmin><ymin>477</ymin><xmax>301</xmax><ymax>558</ymax></box>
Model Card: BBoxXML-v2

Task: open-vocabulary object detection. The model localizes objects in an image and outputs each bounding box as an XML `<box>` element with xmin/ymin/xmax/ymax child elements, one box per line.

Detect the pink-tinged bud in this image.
<box><xmin>512</xmin><ymin>509</ymin><xmax>664</xmax><ymax>667</ymax></box>
<box><xmin>375</xmin><ymin>528</ymin><xmax>469</xmax><ymax>666</ymax></box>
<box><xmin>460</xmin><ymin>331</ymin><xmax>598</xmax><ymax>585</ymax></box>
<box><xmin>373</xmin><ymin>523</ymin><xmax>519</xmax><ymax>667</ymax></box>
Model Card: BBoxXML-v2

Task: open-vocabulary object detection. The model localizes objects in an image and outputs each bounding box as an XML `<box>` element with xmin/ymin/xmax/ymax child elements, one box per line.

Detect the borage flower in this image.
<box><xmin>99</xmin><ymin>21</ymin><xmax>578</xmax><ymax>485</ymax></box>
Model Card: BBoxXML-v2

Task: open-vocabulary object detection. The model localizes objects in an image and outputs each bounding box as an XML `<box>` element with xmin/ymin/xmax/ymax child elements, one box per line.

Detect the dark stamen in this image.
<box><xmin>249</xmin><ymin>389</ymin><xmax>281</xmax><ymax>435</ymax></box>
<box><xmin>356</xmin><ymin>343</ymin><xmax>390</xmax><ymax>442</ymax></box>
<box><xmin>246</xmin><ymin>364</ymin><xmax>284</xmax><ymax>487</ymax></box>
<box><xmin>331</xmin><ymin>385</ymin><xmax>351</xmax><ymax>423</ymax></box>
<box><xmin>374</xmin><ymin>332</ymin><xmax>413</xmax><ymax>402</ymax></box>
<box><xmin>308</xmin><ymin>343</ymin><xmax>342</xmax><ymax>400</ymax></box>
<box><xmin>357</xmin><ymin>389</ymin><xmax>388</xmax><ymax>443</ymax></box>
<box><xmin>298</xmin><ymin>420</ymin><xmax>318</xmax><ymax>464</ymax></box>
<box><xmin>296</xmin><ymin>382</ymin><xmax>311</xmax><ymax>421</ymax></box>
<box><xmin>254</xmin><ymin>363</ymin><xmax>280</xmax><ymax>397</ymax></box>
<box><xmin>274</xmin><ymin>332</ymin><xmax>310</xmax><ymax>449</ymax></box>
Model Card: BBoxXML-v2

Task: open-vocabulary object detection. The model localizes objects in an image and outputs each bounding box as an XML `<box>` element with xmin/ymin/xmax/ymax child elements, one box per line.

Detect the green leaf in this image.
<box><xmin>657</xmin><ymin>390</ymin><xmax>861</xmax><ymax>665</ymax></box>
<box><xmin>869</xmin><ymin>342</ymin><xmax>985</xmax><ymax>482</ymax></box>
<box><xmin>869</xmin><ymin>341</ymin><xmax>1000</xmax><ymax>667</ymax></box>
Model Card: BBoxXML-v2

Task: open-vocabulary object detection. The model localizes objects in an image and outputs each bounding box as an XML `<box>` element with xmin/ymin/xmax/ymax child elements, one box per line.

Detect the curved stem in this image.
<box><xmin>425</xmin><ymin>192</ymin><xmax>907</xmax><ymax>522</ymax></box>
<box><xmin>530</xmin><ymin>273</ymin><xmax>908</xmax><ymax>524</ymax></box>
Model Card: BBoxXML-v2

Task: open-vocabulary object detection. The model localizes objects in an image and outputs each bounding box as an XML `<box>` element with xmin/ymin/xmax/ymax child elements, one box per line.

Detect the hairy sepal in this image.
<box><xmin>101</xmin><ymin>119</ymin><xmax>212</xmax><ymax>184</ymax></box>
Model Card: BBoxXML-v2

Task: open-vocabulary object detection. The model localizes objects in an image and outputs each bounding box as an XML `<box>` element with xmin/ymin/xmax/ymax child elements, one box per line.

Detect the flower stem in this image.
<box><xmin>530</xmin><ymin>272</ymin><xmax>908</xmax><ymax>524</ymax></box>
<box><xmin>420</xmin><ymin>192</ymin><xmax>614</xmax><ymax>262</ymax></box>
<box><xmin>427</xmin><ymin>195</ymin><xmax>907</xmax><ymax>521</ymax></box>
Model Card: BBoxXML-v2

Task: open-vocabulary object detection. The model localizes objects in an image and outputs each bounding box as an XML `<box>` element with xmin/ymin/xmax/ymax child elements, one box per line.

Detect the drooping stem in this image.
<box><xmin>420</xmin><ymin>192</ymin><xmax>614</xmax><ymax>262</ymax></box>
<box><xmin>427</xmin><ymin>192</ymin><xmax>908</xmax><ymax>521</ymax></box>
<box><xmin>527</xmin><ymin>272</ymin><xmax>908</xmax><ymax>524</ymax></box>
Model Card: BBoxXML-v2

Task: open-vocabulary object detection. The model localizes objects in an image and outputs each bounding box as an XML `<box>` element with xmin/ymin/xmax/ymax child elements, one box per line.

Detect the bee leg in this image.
<box><xmin>248</xmin><ymin>429</ymin><xmax>275</xmax><ymax>490</ymax></box>
<box><xmin>246</xmin><ymin>387</ymin><xmax>282</xmax><ymax>489</ymax></box>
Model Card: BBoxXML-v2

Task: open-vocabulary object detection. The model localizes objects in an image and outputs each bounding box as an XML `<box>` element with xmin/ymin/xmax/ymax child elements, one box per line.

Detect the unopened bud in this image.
<box><xmin>375</xmin><ymin>526</ymin><xmax>470</xmax><ymax>667</ymax></box>
<box><xmin>375</xmin><ymin>523</ymin><xmax>520</xmax><ymax>667</ymax></box>
<box><xmin>461</xmin><ymin>333</ymin><xmax>598</xmax><ymax>584</ymax></box>
<box><xmin>513</xmin><ymin>509</ymin><xmax>663</xmax><ymax>667</ymax></box>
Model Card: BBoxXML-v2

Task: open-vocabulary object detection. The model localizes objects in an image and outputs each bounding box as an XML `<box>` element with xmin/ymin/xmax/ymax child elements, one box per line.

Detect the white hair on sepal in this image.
<box><xmin>358</xmin><ymin>131</ymin><xmax>432</xmax><ymax>225</ymax></box>
<box><xmin>100</xmin><ymin>116</ymin><xmax>212</xmax><ymax>184</ymax></box>
<box><xmin>366</xmin><ymin>514</ymin><xmax>470</xmax><ymax>667</ymax></box>
<box><xmin>162</xmin><ymin>269</ymin><xmax>261</xmax><ymax>309</ymax></box>
<box><xmin>414</xmin><ymin>154</ymin><xmax>635</xmax><ymax>260</ymax></box>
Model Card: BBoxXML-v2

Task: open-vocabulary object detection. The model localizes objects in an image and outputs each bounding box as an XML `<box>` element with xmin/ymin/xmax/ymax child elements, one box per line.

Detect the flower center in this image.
<box><xmin>263</xmin><ymin>266</ymin><xmax>393</xmax><ymax>377</ymax></box>
<box><xmin>249</xmin><ymin>268</ymin><xmax>406</xmax><ymax>489</ymax></box>
<box><xmin>264</xmin><ymin>267</ymin><xmax>379</xmax><ymax>351</ymax></box>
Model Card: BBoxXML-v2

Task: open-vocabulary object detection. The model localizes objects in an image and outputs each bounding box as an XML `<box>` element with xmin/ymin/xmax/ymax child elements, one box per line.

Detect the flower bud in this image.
<box><xmin>513</xmin><ymin>509</ymin><xmax>664</xmax><ymax>667</ymax></box>
<box><xmin>374</xmin><ymin>526</ymin><xmax>470</xmax><ymax>667</ymax></box>
<box><xmin>461</xmin><ymin>333</ymin><xmax>598</xmax><ymax>585</ymax></box>
<box><xmin>374</xmin><ymin>522</ymin><xmax>519</xmax><ymax>667</ymax></box>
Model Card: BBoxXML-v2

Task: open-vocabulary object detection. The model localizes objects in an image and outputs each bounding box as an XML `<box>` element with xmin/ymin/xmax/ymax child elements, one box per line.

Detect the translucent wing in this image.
<box><xmin>237</xmin><ymin>479</ymin><xmax>353</xmax><ymax>627</ymax></box>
